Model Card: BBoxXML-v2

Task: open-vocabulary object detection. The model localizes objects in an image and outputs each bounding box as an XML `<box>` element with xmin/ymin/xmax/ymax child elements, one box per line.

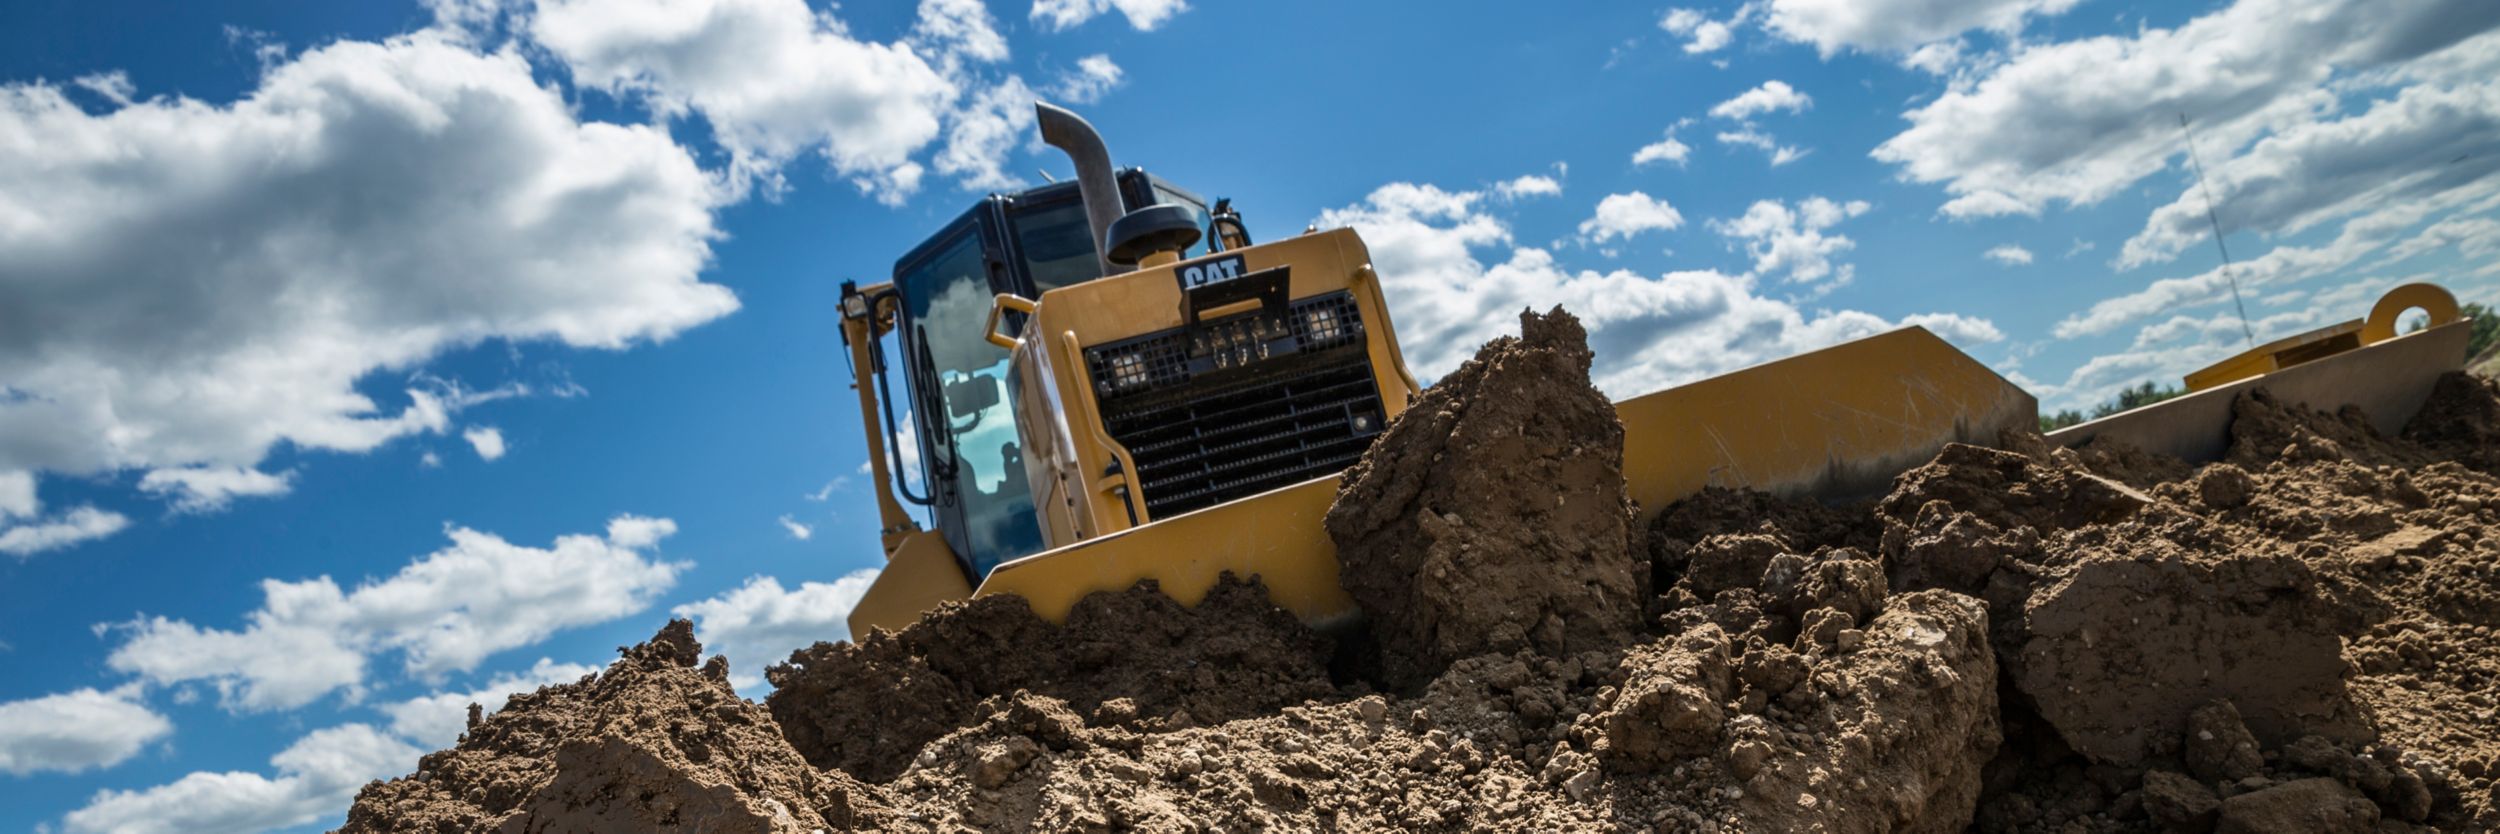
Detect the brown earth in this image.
<box><xmin>1325</xmin><ymin>307</ymin><xmax>1645</xmax><ymax>691</ymax></box>
<box><xmin>340</xmin><ymin>317</ymin><xmax>2500</xmax><ymax>833</ymax></box>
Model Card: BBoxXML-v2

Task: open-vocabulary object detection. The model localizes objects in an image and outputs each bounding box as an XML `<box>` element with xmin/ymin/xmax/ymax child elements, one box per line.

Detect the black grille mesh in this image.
<box><xmin>1086</xmin><ymin>293</ymin><xmax>1386</xmax><ymax>519</ymax></box>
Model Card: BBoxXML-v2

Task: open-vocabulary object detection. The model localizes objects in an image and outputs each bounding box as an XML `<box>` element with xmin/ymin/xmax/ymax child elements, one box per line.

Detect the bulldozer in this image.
<box><xmin>836</xmin><ymin>102</ymin><xmax>2472</xmax><ymax>637</ymax></box>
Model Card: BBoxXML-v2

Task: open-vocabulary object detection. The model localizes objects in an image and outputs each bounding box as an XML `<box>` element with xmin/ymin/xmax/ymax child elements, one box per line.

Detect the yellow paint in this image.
<box><xmin>838</xmin><ymin>284</ymin><xmax>918</xmax><ymax>553</ymax></box>
<box><xmin>846</xmin><ymin>529</ymin><xmax>976</xmax><ymax>637</ymax></box>
<box><xmin>2186</xmin><ymin>283</ymin><xmax>2462</xmax><ymax>392</ymax></box>
<box><xmin>974</xmin><ymin>476</ymin><xmax>1358</xmax><ymax>626</ymax></box>
<box><xmin>1615</xmin><ymin>326</ymin><xmax>2037</xmax><ymax>513</ymax></box>
<box><xmin>1002</xmin><ymin>227</ymin><xmax>1415</xmax><ymax>546</ymax></box>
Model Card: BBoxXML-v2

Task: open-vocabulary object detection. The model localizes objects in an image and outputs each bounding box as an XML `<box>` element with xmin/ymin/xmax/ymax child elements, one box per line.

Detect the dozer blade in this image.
<box><xmin>969</xmin><ymin>325</ymin><xmax>2038</xmax><ymax>628</ymax></box>
<box><xmin>1615</xmin><ymin>325</ymin><xmax>2038</xmax><ymax>512</ymax></box>
<box><xmin>2047</xmin><ymin>318</ymin><xmax>2469</xmax><ymax>462</ymax></box>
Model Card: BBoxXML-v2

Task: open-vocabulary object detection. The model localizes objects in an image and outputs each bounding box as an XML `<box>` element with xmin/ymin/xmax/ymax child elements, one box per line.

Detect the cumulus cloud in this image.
<box><xmin>136</xmin><ymin>466</ymin><xmax>293</xmax><ymax>513</ymax></box>
<box><xmin>463</xmin><ymin>426</ymin><xmax>507</xmax><ymax>462</ymax></box>
<box><xmin>1314</xmin><ymin>182</ymin><xmax>1997</xmax><ymax>398</ymax></box>
<box><xmin>672</xmin><ymin>570</ymin><xmax>880</xmax><ymax>689</ymax></box>
<box><xmin>776</xmin><ymin>514</ymin><xmax>814</xmax><ymax>540</ymax></box>
<box><xmin>0</xmin><ymin>31</ymin><xmax>736</xmax><ymax>547</ymax></box>
<box><xmin>1051</xmin><ymin>54</ymin><xmax>1124</xmax><ymax>104</ymax></box>
<box><xmin>1716</xmin><ymin>127</ymin><xmax>1810</xmax><ymax>166</ymax></box>
<box><xmin>1661</xmin><ymin>6</ymin><xmax>1749</xmax><ymax>54</ymax></box>
<box><xmin>2056</xmin><ymin>201</ymin><xmax>2462</xmax><ymax>338</ymax></box>
<box><xmin>1578</xmin><ymin>192</ymin><xmax>1686</xmax><ymax>244</ymax></box>
<box><xmin>530</xmin><ymin>0</ymin><xmax>954</xmax><ymax>199</ymax></box>
<box><xmin>1764</xmin><ymin>0</ymin><xmax>2081</xmax><ymax>55</ymax></box>
<box><xmin>1495</xmin><ymin>174</ymin><xmax>1563</xmax><ymax>200</ymax></box>
<box><xmin>104</xmin><ymin>515</ymin><xmax>684</xmax><ymax>711</ymax></box>
<box><xmin>1709</xmin><ymin>80</ymin><xmax>1812</xmax><ymax>120</ymax></box>
<box><xmin>1707</xmin><ymin>197</ymin><xmax>1872</xmax><ymax>284</ymax></box>
<box><xmin>379</xmin><ymin>658</ymin><xmax>598</xmax><ymax>748</ymax></box>
<box><xmin>0</xmin><ymin>686</ymin><xmax>171</xmax><ymax>775</ymax></box>
<box><xmin>61</xmin><ymin>723</ymin><xmax>418</xmax><ymax>834</ymax></box>
<box><xmin>1872</xmin><ymin>0</ymin><xmax>2500</xmax><ymax>220</ymax></box>
<box><xmin>0</xmin><ymin>506</ymin><xmax>130</xmax><ymax>559</ymax></box>
<box><xmin>1633</xmin><ymin>130</ymin><xmax>1693</xmax><ymax>167</ymax></box>
<box><xmin>1985</xmin><ymin>244</ymin><xmax>2036</xmax><ymax>266</ymax></box>
<box><xmin>1030</xmin><ymin>0</ymin><xmax>1191</xmax><ymax>32</ymax></box>
<box><xmin>2119</xmin><ymin>82</ymin><xmax>2500</xmax><ymax>268</ymax></box>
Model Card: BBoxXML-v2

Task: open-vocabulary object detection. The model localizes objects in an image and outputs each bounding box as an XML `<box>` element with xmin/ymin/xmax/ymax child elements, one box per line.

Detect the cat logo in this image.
<box><xmin>1178</xmin><ymin>254</ymin><xmax>1248</xmax><ymax>291</ymax></box>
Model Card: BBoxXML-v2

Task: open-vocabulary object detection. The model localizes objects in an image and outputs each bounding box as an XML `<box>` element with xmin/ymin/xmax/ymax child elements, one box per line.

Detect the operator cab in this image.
<box><xmin>886</xmin><ymin>169</ymin><xmax>1211</xmax><ymax>581</ymax></box>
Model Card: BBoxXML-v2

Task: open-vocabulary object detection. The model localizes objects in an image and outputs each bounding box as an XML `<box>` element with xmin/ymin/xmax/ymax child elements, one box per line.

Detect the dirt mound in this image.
<box><xmin>2405</xmin><ymin>371</ymin><xmax>2500</xmax><ymax>471</ymax></box>
<box><xmin>1326</xmin><ymin>306</ymin><xmax>1643</xmax><ymax>689</ymax></box>
<box><xmin>340</xmin><ymin>316</ymin><xmax>2500</xmax><ymax>834</ymax></box>
<box><xmin>339</xmin><ymin>621</ymin><xmax>884</xmax><ymax>833</ymax></box>
<box><xmin>2015</xmin><ymin>542</ymin><xmax>2369</xmax><ymax>766</ymax></box>
<box><xmin>765</xmin><ymin>575</ymin><xmax>1333</xmax><ymax>781</ymax></box>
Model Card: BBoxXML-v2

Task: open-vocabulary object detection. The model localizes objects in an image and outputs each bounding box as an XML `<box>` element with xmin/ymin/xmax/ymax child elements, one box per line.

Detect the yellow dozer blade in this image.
<box><xmin>967</xmin><ymin>325</ymin><xmax>2036</xmax><ymax>629</ymax></box>
<box><xmin>2048</xmin><ymin>283</ymin><xmax>2469</xmax><ymax>461</ymax></box>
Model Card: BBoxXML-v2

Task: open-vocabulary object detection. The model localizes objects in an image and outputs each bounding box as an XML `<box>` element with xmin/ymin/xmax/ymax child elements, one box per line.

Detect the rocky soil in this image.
<box><xmin>340</xmin><ymin>310</ymin><xmax>2500</xmax><ymax>833</ymax></box>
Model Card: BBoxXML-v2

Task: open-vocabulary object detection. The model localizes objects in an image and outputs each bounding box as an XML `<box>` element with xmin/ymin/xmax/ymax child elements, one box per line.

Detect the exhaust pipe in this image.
<box><xmin>1035</xmin><ymin>101</ymin><xmax>1123</xmax><ymax>278</ymax></box>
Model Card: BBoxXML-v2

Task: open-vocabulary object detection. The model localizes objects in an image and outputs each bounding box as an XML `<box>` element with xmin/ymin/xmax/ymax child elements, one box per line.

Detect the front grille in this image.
<box><xmin>1085</xmin><ymin>292</ymin><xmax>1386</xmax><ymax>519</ymax></box>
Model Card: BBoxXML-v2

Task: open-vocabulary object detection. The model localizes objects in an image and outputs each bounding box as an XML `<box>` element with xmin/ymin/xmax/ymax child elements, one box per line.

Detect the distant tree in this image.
<box><xmin>2039</xmin><ymin>380</ymin><xmax>2184</xmax><ymax>433</ymax></box>
<box><xmin>2465</xmin><ymin>302</ymin><xmax>2498</xmax><ymax>362</ymax></box>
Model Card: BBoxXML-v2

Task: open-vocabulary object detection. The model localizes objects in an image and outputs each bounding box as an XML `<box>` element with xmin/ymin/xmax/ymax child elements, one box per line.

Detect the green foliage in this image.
<box><xmin>2038</xmin><ymin>380</ymin><xmax>2184</xmax><ymax>433</ymax></box>
<box><xmin>2465</xmin><ymin>302</ymin><xmax>2498</xmax><ymax>362</ymax></box>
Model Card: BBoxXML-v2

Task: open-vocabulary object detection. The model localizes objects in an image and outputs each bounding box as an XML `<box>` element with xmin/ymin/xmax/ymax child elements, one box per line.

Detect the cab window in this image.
<box><xmin>1008</xmin><ymin>200</ymin><xmax>1102</xmax><ymax>293</ymax></box>
<box><xmin>897</xmin><ymin>229</ymin><xmax>1045</xmax><ymax>577</ymax></box>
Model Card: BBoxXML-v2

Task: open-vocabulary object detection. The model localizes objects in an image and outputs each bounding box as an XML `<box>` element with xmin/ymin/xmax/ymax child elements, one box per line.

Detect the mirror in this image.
<box><xmin>945</xmin><ymin>372</ymin><xmax>1002</xmax><ymax>420</ymax></box>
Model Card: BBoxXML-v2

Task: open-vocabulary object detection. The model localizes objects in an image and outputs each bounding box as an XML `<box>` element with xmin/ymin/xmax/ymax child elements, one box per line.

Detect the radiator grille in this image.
<box><xmin>1085</xmin><ymin>292</ymin><xmax>1386</xmax><ymax>519</ymax></box>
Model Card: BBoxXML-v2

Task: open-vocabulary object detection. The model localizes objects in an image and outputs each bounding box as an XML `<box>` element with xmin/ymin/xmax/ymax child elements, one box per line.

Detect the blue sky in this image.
<box><xmin>2</xmin><ymin>0</ymin><xmax>2496</xmax><ymax>830</ymax></box>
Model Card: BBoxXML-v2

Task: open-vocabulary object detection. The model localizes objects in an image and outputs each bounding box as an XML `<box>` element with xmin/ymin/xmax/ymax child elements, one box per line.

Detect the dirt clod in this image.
<box><xmin>1327</xmin><ymin>306</ymin><xmax>1643</xmax><ymax>689</ymax></box>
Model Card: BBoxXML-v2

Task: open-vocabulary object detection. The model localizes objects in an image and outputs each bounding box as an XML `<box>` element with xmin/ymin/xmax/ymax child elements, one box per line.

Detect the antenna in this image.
<box><xmin>2180</xmin><ymin>113</ymin><xmax>2255</xmax><ymax>347</ymax></box>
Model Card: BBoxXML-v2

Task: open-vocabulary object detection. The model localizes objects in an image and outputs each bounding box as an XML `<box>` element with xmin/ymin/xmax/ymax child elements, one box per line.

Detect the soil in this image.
<box><xmin>340</xmin><ymin>322</ymin><xmax>2500</xmax><ymax>833</ymax></box>
<box><xmin>1325</xmin><ymin>306</ymin><xmax>1644</xmax><ymax>691</ymax></box>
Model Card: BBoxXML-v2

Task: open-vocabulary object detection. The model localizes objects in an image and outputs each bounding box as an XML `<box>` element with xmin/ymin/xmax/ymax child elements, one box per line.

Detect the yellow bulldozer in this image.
<box><xmin>836</xmin><ymin>102</ymin><xmax>2472</xmax><ymax>636</ymax></box>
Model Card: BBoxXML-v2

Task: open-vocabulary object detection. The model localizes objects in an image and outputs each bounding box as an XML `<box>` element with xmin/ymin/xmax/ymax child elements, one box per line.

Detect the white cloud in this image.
<box><xmin>1030</xmin><ymin>0</ymin><xmax>1191</xmax><ymax>32</ymax></box>
<box><xmin>804</xmin><ymin>476</ymin><xmax>848</xmax><ymax>501</ymax></box>
<box><xmin>138</xmin><ymin>466</ymin><xmax>292</xmax><ymax>513</ymax></box>
<box><xmin>0</xmin><ymin>686</ymin><xmax>171</xmax><ymax>776</ymax></box>
<box><xmin>462</xmin><ymin>426</ymin><xmax>506</xmax><ymax>462</ymax></box>
<box><xmin>419</xmin><ymin>451</ymin><xmax>442</xmax><ymax>469</ymax></box>
<box><xmin>776</xmin><ymin>514</ymin><xmax>814</xmax><ymax>540</ymax></box>
<box><xmin>2055</xmin><ymin>201</ymin><xmax>2451</xmax><ymax>338</ymax></box>
<box><xmin>70</xmin><ymin>72</ymin><xmax>136</xmax><ymax>107</ymax></box>
<box><xmin>1764</xmin><ymin>0</ymin><xmax>2082</xmax><ymax>55</ymax></box>
<box><xmin>530</xmin><ymin>0</ymin><xmax>957</xmax><ymax>200</ymax></box>
<box><xmin>2119</xmin><ymin>81</ymin><xmax>2500</xmax><ymax>268</ymax></box>
<box><xmin>605</xmin><ymin>514</ymin><xmax>678</xmax><ymax>550</ymax></box>
<box><xmin>1577</xmin><ymin>192</ymin><xmax>1686</xmax><ymax>244</ymax></box>
<box><xmin>0</xmin><ymin>507</ymin><xmax>130</xmax><ymax>559</ymax></box>
<box><xmin>1716</xmin><ymin>127</ymin><xmax>1810</xmax><ymax>166</ymax></box>
<box><xmin>379</xmin><ymin>657</ymin><xmax>598</xmax><ymax>748</ymax></box>
<box><xmin>1985</xmin><ymin>244</ymin><xmax>2036</xmax><ymax>266</ymax></box>
<box><xmin>1872</xmin><ymin>0</ymin><xmax>2500</xmax><ymax>219</ymax></box>
<box><xmin>1633</xmin><ymin>132</ymin><xmax>1693</xmax><ymax>167</ymax></box>
<box><xmin>1707</xmin><ymin>197</ymin><xmax>1872</xmax><ymax>284</ymax></box>
<box><xmin>0</xmin><ymin>32</ymin><xmax>736</xmax><ymax>535</ymax></box>
<box><xmin>1494</xmin><ymin>174</ymin><xmax>1563</xmax><ymax>200</ymax></box>
<box><xmin>1661</xmin><ymin>6</ymin><xmax>1748</xmax><ymax>54</ymax></box>
<box><xmin>61</xmin><ymin>723</ymin><xmax>418</xmax><ymax>834</ymax></box>
<box><xmin>672</xmin><ymin>570</ymin><xmax>879</xmax><ymax>690</ymax></box>
<box><xmin>1051</xmin><ymin>54</ymin><xmax>1124</xmax><ymax>104</ymax></box>
<box><xmin>105</xmin><ymin>515</ymin><xmax>684</xmax><ymax>711</ymax></box>
<box><xmin>0</xmin><ymin>470</ymin><xmax>33</xmax><ymax>518</ymax></box>
<box><xmin>1709</xmin><ymin>80</ymin><xmax>1812</xmax><ymax>120</ymax></box>
<box><xmin>1314</xmin><ymin>182</ymin><xmax>1997</xmax><ymax>398</ymax></box>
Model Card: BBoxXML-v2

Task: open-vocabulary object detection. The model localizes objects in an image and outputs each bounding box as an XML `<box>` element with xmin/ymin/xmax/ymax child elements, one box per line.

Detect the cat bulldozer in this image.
<box><xmin>836</xmin><ymin>102</ymin><xmax>2471</xmax><ymax>636</ymax></box>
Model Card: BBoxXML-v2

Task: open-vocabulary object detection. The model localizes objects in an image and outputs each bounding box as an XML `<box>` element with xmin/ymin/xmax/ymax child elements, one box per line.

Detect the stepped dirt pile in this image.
<box><xmin>342</xmin><ymin>311</ymin><xmax>2500</xmax><ymax>833</ymax></box>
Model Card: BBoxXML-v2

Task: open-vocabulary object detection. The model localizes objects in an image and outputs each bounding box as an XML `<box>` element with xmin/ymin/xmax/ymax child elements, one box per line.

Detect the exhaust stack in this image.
<box><xmin>1035</xmin><ymin>101</ymin><xmax>1123</xmax><ymax>278</ymax></box>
